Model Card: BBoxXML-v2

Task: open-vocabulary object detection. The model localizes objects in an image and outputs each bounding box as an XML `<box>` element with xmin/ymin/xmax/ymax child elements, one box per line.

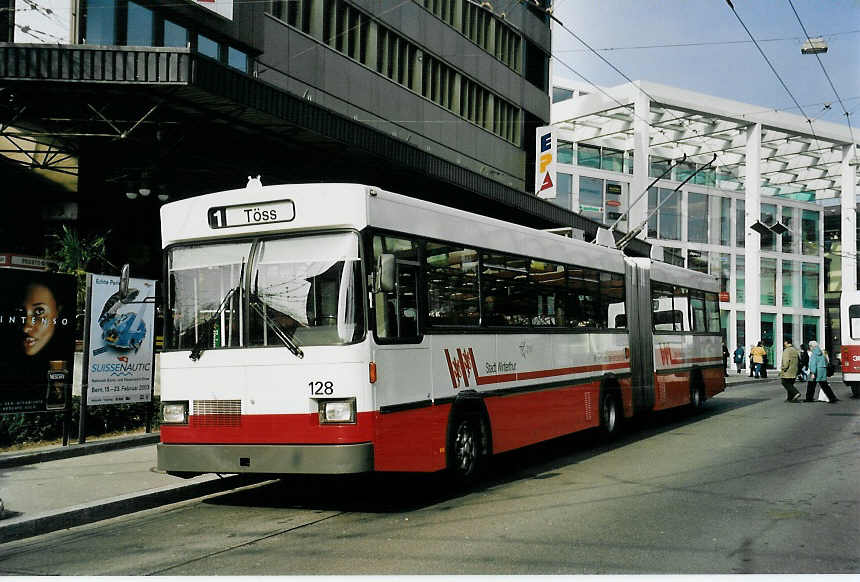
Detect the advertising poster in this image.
<box><xmin>0</xmin><ymin>270</ymin><xmax>76</xmax><ymax>414</ymax></box>
<box><xmin>87</xmin><ymin>275</ymin><xmax>156</xmax><ymax>406</ymax></box>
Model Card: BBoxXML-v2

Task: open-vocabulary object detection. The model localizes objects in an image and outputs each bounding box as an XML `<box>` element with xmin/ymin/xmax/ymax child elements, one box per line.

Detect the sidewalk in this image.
<box><xmin>0</xmin><ymin>434</ymin><xmax>255</xmax><ymax>544</ymax></box>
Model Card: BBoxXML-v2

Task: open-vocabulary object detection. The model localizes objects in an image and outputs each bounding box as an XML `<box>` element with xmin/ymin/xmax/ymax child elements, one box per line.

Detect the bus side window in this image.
<box><xmin>373</xmin><ymin>235</ymin><xmax>420</xmax><ymax>341</ymax></box>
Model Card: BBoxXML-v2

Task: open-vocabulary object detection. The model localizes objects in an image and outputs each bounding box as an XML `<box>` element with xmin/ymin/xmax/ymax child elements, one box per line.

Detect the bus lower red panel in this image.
<box><xmin>842</xmin><ymin>345</ymin><xmax>860</xmax><ymax>374</ymax></box>
<box><xmin>653</xmin><ymin>370</ymin><xmax>690</xmax><ymax>411</ymax></box>
<box><xmin>485</xmin><ymin>382</ymin><xmax>600</xmax><ymax>454</ymax></box>
<box><xmin>703</xmin><ymin>366</ymin><xmax>726</xmax><ymax>398</ymax></box>
<box><xmin>160</xmin><ymin>411</ymin><xmax>375</xmax><ymax>444</ymax></box>
<box><xmin>373</xmin><ymin>404</ymin><xmax>450</xmax><ymax>472</ymax></box>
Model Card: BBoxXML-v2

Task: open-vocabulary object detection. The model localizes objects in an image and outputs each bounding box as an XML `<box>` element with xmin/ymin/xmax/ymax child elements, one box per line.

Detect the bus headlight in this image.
<box><xmin>318</xmin><ymin>398</ymin><xmax>356</xmax><ymax>424</ymax></box>
<box><xmin>162</xmin><ymin>401</ymin><xmax>188</xmax><ymax>424</ymax></box>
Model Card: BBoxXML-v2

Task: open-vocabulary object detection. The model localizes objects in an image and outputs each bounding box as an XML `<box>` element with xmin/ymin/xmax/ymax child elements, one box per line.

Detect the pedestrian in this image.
<box><xmin>779</xmin><ymin>338</ymin><xmax>801</xmax><ymax>403</ymax></box>
<box><xmin>733</xmin><ymin>345</ymin><xmax>745</xmax><ymax>375</ymax></box>
<box><xmin>722</xmin><ymin>342</ymin><xmax>730</xmax><ymax>377</ymax></box>
<box><xmin>761</xmin><ymin>350</ymin><xmax>768</xmax><ymax>378</ymax></box>
<box><xmin>751</xmin><ymin>341</ymin><xmax>767</xmax><ymax>378</ymax></box>
<box><xmin>805</xmin><ymin>340</ymin><xmax>839</xmax><ymax>403</ymax></box>
<box><xmin>798</xmin><ymin>343</ymin><xmax>810</xmax><ymax>381</ymax></box>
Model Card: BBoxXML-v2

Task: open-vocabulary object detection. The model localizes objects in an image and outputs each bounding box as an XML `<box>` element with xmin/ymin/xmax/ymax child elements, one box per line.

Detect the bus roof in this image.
<box><xmin>160</xmin><ymin>182</ymin><xmax>629</xmax><ymax>273</ymax></box>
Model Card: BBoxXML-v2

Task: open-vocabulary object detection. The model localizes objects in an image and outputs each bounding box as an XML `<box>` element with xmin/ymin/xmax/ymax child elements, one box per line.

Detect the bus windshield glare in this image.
<box><xmin>166</xmin><ymin>233</ymin><xmax>364</xmax><ymax>352</ymax></box>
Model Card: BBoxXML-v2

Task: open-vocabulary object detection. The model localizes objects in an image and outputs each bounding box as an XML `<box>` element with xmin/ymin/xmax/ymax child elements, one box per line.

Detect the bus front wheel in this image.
<box><xmin>447</xmin><ymin>415</ymin><xmax>484</xmax><ymax>486</ymax></box>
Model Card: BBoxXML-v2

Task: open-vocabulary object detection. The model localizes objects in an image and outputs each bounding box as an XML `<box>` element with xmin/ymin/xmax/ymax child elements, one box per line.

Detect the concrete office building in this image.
<box><xmin>549</xmin><ymin>79</ymin><xmax>859</xmax><ymax>367</ymax></box>
<box><xmin>3</xmin><ymin>0</ymin><xmax>646</xmax><ymax>277</ymax></box>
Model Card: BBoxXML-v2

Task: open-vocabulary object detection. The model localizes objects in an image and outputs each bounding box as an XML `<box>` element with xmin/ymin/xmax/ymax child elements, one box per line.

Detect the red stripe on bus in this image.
<box><xmin>373</xmin><ymin>405</ymin><xmax>451</xmax><ymax>472</ymax></box>
<box><xmin>160</xmin><ymin>411</ymin><xmax>375</xmax><ymax>444</ymax></box>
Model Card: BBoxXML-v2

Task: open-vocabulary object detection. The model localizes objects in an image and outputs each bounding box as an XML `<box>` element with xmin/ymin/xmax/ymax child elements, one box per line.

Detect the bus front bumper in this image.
<box><xmin>157</xmin><ymin>442</ymin><xmax>374</xmax><ymax>475</ymax></box>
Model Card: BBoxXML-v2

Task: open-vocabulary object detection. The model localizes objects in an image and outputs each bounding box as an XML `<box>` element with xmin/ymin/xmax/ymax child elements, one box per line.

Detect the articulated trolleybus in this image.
<box><xmin>841</xmin><ymin>289</ymin><xmax>860</xmax><ymax>398</ymax></box>
<box><xmin>158</xmin><ymin>181</ymin><xmax>725</xmax><ymax>481</ymax></box>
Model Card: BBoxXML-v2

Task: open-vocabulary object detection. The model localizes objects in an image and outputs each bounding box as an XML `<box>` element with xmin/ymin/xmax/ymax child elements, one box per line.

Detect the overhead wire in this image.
<box><xmin>786</xmin><ymin>0</ymin><xmax>856</xmax><ymax>146</ymax></box>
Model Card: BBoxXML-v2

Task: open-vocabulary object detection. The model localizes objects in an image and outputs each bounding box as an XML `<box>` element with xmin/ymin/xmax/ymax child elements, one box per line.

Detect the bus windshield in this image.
<box><xmin>167</xmin><ymin>233</ymin><xmax>364</xmax><ymax>352</ymax></box>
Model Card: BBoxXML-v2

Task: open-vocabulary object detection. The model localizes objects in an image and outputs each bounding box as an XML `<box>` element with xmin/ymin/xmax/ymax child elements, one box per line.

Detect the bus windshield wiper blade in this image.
<box><xmin>248</xmin><ymin>295</ymin><xmax>305</xmax><ymax>359</ymax></box>
<box><xmin>189</xmin><ymin>286</ymin><xmax>240</xmax><ymax>361</ymax></box>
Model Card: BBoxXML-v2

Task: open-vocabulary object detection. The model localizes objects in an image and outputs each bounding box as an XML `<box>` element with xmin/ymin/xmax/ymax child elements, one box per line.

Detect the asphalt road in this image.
<box><xmin>0</xmin><ymin>378</ymin><xmax>857</xmax><ymax>575</ymax></box>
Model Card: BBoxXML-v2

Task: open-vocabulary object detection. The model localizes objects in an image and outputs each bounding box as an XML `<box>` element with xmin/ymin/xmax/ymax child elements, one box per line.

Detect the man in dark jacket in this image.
<box><xmin>780</xmin><ymin>339</ymin><xmax>801</xmax><ymax>403</ymax></box>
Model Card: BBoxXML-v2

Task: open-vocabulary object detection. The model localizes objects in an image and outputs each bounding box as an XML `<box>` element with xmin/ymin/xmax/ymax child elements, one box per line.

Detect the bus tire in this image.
<box><xmin>446</xmin><ymin>412</ymin><xmax>486</xmax><ymax>487</ymax></box>
<box><xmin>599</xmin><ymin>390</ymin><xmax>622</xmax><ymax>440</ymax></box>
<box><xmin>690</xmin><ymin>369</ymin><xmax>706</xmax><ymax>411</ymax></box>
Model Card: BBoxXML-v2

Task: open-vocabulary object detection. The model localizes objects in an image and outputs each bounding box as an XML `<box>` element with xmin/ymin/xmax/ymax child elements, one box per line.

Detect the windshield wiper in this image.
<box><xmin>189</xmin><ymin>261</ymin><xmax>245</xmax><ymax>361</ymax></box>
<box><xmin>249</xmin><ymin>276</ymin><xmax>304</xmax><ymax>359</ymax></box>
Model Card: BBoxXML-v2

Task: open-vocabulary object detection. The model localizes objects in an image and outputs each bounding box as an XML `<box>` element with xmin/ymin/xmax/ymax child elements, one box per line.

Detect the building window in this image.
<box><xmin>736</xmin><ymin>310</ymin><xmax>745</xmax><ymax>351</ymax></box>
<box><xmin>648</xmin><ymin>187</ymin><xmax>680</xmax><ymax>240</ymax></box>
<box><xmin>782</xmin><ymin>313</ymin><xmax>794</xmax><ymax>346</ymax></box>
<box><xmin>688</xmin><ymin>192</ymin><xmax>709</xmax><ymax>243</ymax></box>
<box><xmin>556</xmin><ymin>172</ymin><xmax>573</xmax><ymax>211</ymax></box>
<box><xmin>761</xmin><ymin>203</ymin><xmax>777</xmax><ymax>252</ymax></box>
<box><xmin>650</xmin><ymin>157</ymin><xmax>671</xmax><ymax>178</ymax></box>
<box><xmin>553</xmin><ymin>87</ymin><xmax>574</xmax><ymax>103</ymax></box>
<box><xmin>127</xmin><ymin>1</ymin><xmax>153</xmax><ymax>46</ymax></box>
<box><xmin>761</xmin><ymin>257</ymin><xmax>776</xmax><ymax>306</ymax></box>
<box><xmin>664</xmin><ymin>247</ymin><xmax>684</xmax><ymax>267</ymax></box>
<box><xmin>802</xmin><ymin>262</ymin><xmax>819</xmax><ymax>309</ymax></box>
<box><xmin>228</xmin><ymin>47</ymin><xmax>248</xmax><ymax>72</ymax></box>
<box><xmin>802</xmin><ymin>209</ymin><xmax>819</xmax><ymax>255</ymax></box>
<box><xmin>720</xmin><ymin>197</ymin><xmax>731</xmax><ymax>246</ymax></box>
<box><xmin>688</xmin><ymin>249</ymin><xmax>709</xmax><ymax>274</ymax></box>
<box><xmin>719</xmin><ymin>253</ymin><xmax>730</xmax><ymax>295</ymax></box>
<box><xmin>803</xmin><ymin>315</ymin><xmax>819</xmax><ymax>345</ymax></box>
<box><xmin>736</xmin><ymin>255</ymin><xmax>745</xmax><ymax>303</ymax></box>
<box><xmin>761</xmin><ymin>313</ymin><xmax>776</xmax><ymax>365</ymax></box>
<box><xmin>781</xmin><ymin>207</ymin><xmax>794</xmax><ymax>253</ymax></box>
<box><xmin>163</xmin><ymin>20</ymin><xmax>187</xmax><ymax>47</ymax></box>
<box><xmin>577</xmin><ymin>144</ymin><xmax>600</xmax><ymax>168</ymax></box>
<box><xmin>197</xmin><ymin>34</ymin><xmax>219</xmax><ymax>59</ymax></box>
<box><xmin>84</xmin><ymin>0</ymin><xmax>117</xmax><ymax>45</ymax></box>
<box><xmin>782</xmin><ymin>260</ymin><xmax>795</xmax><ymax>307</ymax></box>
<box><xmin>675</xmin><ymin>160</ymin><xmax>696</xmax><ymax>183</ymax></box>
<box><xmin>557</xmin><ymin>140</ymin><xmax>574</xmax><ymax>164</ymax></box>
<box><xmin>602</xmin><ymin>148</ymin><xmax>623</xmax><ymax>172</ymax></box>
<box><xmin>736</xmin><ymin>199</ymin><xmax>745</xmax><ymax>248</ymax></box>
<box><xmin>578</xmin><ymin>176</ymin><xmax>603</xmax><ymax>224</ymax></box>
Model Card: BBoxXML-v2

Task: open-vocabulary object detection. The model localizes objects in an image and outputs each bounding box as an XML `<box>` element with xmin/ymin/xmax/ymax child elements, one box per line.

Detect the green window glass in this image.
<box><xmin>802</xmin><ymin>262</ymin><xmax>819</xmax><ymax>309</ymax></box>
<box><xmin>782</xmin><ymin>314</ymin><xmax>794</xmax><ymax>346</ymax></box>
<box><xmin>163</xmin><ymin>20</ymin><xmax>187</xmax><ymax>48</ymax></box>
<box><xmin>720</xmin><ymin>253</ymin><xmax>730</xmax><ymax>294</ymax></box>
<box><xmin>688</xmin><ymin>192</ymin><xmax>708</xmax><ymax>243</ymax></box>
<box><xmin>781</xmin><ymin>207</ymin><xmax>794</xmax><ymax>253</ymax></box>
<box><xmin>736</xmin><ymin>199</ymin><xmax>745</xmax><ymax>248</ymax></box>
<box><xmin>659</xmin><ymin>188</ymin><xmax>680</xmax><ymax>240</ymax></box>
<box><xmin>650</xmin><ymin>157</ymin><xmax>670</xmax><ymax>178</ymax></box>
<box><xmin>228</xmin><ymin>47</ymin><xmax>248</xmax><ymax>72</ymax></box>
<box><xmin>557</xmin><ymin>140</ymin><xmax>574</xmax><ymax>164</ymax></box>
<box><xmin>736</xmin><ymin>255</ymin><xmax>745</xmax><ymax>302</ymax></box>
<box><xmin>782</xmin><ymin>260</ymin><xmax>795</xmax><ymax>307</ymax></box>
<box><xmin>761</xmin><ymin>203</ymin><xmax>776</xmax><ymax>251</ymax></box>
<box><xmin>802</xmin><ymin>315</ymin><xmax>819</xmax><ymax>345</ymax></box>
<box><xmin>675</xmin><ymin>161</ymin><xmax>696</xmax><ymax>182</ymax></box>
<box><xmin>720</xmin><ymin>309</ymin><xmax>729</xmax><ymax>341</ymax></box>
<box><xmin>577</xmin><ymin>144</ymin><xmax>600</xmax><ymax>168</ymax></box>
<box><xmin>198</xmin><ymin>34</ymin><xmax>219</xmax><ymax>59</ymax></box>
<box><xmin>578</xmin><ymin>176</ymin><xmax>603</xmax><ymax>223</ymax></box>
<box><xmin>720</xmin><ymin>197</ymin><xmax>731</xmax><ymax>246</ymax></box>
<box><xmin>556</xmin><ymin>173</ymin><xmax>573</xmax><ymax>212</ymax></box>
<box><xmin>761</xmin><ymin>257</ymin><xmax>776</xmax><ymax>306</ymax></box>
<box><xmin>761</xmin><ymin>313</ymin><xmax>776</xmax><ymax>367</ymax></box>
<box><xmin>602</xmin><ymin>148</ymin><xmax>623</xmax><ymax>172</ymax></box>
<box><xmin>736</xmin><ymin>310</ymin><xmax>745</xmax><ymax>352</ymax></box>
<box><xmin>802</xmin><ymin>210</ymin><xmax>819</xmax><ymax>255</ymax></box>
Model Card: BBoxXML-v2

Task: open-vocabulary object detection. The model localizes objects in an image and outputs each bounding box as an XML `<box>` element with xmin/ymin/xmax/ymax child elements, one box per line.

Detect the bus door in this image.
<box><xmin>625</xmin><ymin>259</ymin><xmax>655</xmax><ymax>411</ymax></box>
<box><xmin>370</xmin><ymin>235</ymin><xmax>430</xmax><ymax>410</ymax></box>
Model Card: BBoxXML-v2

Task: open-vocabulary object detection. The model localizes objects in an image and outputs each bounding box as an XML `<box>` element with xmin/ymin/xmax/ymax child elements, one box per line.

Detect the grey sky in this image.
<box><xmin>550</xmin><ymin>0</ymin><xmax>859</xmax><ymax>130</ymax></box>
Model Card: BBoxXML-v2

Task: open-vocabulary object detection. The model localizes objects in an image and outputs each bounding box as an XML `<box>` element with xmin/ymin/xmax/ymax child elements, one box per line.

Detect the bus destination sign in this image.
<box><xmin>208</xmin><ymin>200</ymin><xmax>296</xmax><ymax>229</ymax></box>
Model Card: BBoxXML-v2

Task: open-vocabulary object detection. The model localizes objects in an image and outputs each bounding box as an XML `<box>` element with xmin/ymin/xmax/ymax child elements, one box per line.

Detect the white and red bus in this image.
<box><xmin>841</xmin><ymin>289</ymin><xmax>860</xmax><ymax>398</ymax></box>
<box><xmin>157</xmin><ymin>181</ymin><xmax>725</xmax><ymax>482</ymax></box>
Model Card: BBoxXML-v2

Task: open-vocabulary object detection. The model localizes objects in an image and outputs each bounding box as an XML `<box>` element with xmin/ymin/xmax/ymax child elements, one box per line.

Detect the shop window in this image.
<box><xmin>687</xmin><ymin>249</ymin><xmax>709</xmax><ymax>274</ymax></box>
<box><xmin>578</xmin><ymin>176</ymin><xmax>603</xmax><ymax>224</ymax></box>
<box><xmin>782</xmin><ymin>260</ymin><xmax>795</xmax><ymax>307</ymax></box>
<box><xmin>801</xmin><ymin>262</ymin><xmax>819</xmax><ymax>309</ymax></box>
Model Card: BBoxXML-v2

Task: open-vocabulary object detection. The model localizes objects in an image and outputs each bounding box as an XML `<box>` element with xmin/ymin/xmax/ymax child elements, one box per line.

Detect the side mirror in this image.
<box><xmin>376</xmin><ymin>254</ymin><xmax>395</xmax><ymax>293</ymax></box>
<box><xmin>119</xmin><ymin>264</ymin><xmax>131</xmax><ymax>300</ymax></box>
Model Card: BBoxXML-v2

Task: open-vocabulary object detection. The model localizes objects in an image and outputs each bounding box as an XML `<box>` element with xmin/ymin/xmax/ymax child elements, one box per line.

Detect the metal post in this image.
<box><xmin>78</xmin><ymin>273</ymin><xmax>92</xmax><ymax>444</ymax></box>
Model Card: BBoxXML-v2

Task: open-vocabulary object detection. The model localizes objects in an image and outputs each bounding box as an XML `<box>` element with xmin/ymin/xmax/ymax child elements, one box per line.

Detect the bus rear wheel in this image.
<box><xmin>690</xmin><ymin>372</ymin><xmax>706</xmax><ymax>411</ymax></box>
<box><xmin>599</xmin><ymin>392</ymin><xmax>621</xmax><ymax>439</ymax></box>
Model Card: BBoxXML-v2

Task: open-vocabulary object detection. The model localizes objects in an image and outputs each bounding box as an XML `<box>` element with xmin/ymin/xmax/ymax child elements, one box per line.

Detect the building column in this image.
<box><xmin>842</xmin><ymin>143</ymin><xmax>858</xmax><ymax>294</ymax></box>
<box><xmin>744</xmin><ymin>123</ymin><xmax>762</xmax><ymax>352</ymax></box>
<box><xmin>309</xmin><ymin>0</ymin><xmax>324</xmax><ymax>41</ymax></box>
<box><xmin>629</xmin><ymin>87</ymin><xmax>650</xmax><ymax>237</ymax></box>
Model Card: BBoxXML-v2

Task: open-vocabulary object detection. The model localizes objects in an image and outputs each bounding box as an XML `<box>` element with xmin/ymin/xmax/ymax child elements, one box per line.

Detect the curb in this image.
<box><xmin>0</xmin><ymin>434</ymin><xmax>161</xmax><ymax>469</ymax></box>
<box><xmin>0</xmin><ymin>474</ymin><xmax>262</xmax><ymax>544</ymax></box>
